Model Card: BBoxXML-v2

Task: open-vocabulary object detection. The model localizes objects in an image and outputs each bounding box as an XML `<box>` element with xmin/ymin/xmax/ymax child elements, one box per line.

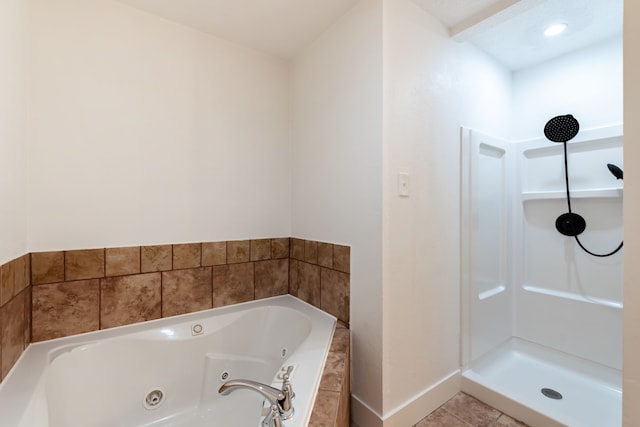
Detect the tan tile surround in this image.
<box><xmin>310</xmin><ymin>323</ymin><xmax>351</xmax><ymax>427</ymax></box>
<box><xmin>0</xmin><ymin>254</ymin><xmax>31</xmax><ymax>380</ymax></box>
<box><xmin>0</xmin><ymin>238</ymin><xmax>351</xmax><ymax>421</ymax></box>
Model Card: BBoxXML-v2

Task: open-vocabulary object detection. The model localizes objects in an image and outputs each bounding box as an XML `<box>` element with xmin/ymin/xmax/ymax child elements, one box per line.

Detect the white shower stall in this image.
<box><xmin>460</xmin><ymin>123</ymin><xmax>623</xmax><ymax>426</ymax></box>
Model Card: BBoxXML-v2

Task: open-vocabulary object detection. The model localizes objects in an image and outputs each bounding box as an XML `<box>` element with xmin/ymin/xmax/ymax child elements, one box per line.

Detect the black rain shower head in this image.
<box><xmin>544</xmin><ymin>114</ymin><xmax>580</xmax><ymax>143</ymax></box>
<box><xmin>607</xmin><ymin>163</ymin><xmax>623</xmax><ymax>180</ymax></box>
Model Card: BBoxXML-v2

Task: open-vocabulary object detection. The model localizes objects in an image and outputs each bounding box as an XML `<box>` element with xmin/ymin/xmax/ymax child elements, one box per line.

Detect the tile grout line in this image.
<box><xmin>440</xmin><ymin>406</ymin><xmax>477</xmax><ymax>427</ymax></box>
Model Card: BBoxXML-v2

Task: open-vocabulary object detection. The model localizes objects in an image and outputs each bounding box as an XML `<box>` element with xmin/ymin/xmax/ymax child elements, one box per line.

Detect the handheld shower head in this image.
<box><xmin>607</xmin><ymin>163</ymin><xmax>623</xmax><ymax>180</ymax></box>
<box><xmin>544</xmin><ymin>115</ymin><xmax>580</xmax><ymax>143</ymax></box>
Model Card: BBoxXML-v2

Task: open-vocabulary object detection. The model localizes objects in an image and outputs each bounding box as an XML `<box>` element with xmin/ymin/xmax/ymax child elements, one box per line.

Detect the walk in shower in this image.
<box><xmin>460</xmin><ymin>123</ymin><xmax>623</xmax><ymax>426</ymax></box>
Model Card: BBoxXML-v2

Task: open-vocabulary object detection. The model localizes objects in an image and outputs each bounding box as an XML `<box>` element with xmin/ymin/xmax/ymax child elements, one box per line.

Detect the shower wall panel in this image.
<box><xmin>461</xmin><ymin>130</ymin><xmax>512</xmax><ymax>366</ymax></box>
<box><xmin>513</xmin><ymin>127</ymin><xmax>623</xmax><ymax>369</ymax></box>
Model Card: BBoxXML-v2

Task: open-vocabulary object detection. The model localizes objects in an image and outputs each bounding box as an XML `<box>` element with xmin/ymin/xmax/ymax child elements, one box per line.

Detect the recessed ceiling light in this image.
<box><xmin>544</xmin><ymin>23</ymin><xmax>568</xmax><ymax>37</ymax></box>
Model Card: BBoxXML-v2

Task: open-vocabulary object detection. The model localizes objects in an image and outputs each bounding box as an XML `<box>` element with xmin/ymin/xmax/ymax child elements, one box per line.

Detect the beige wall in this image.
<box><xmin>623</xmin><ymin>1</ymin><xmax>640</xmax><ymax>425</ymax></box>
<box><xmin>381</xmin><ymin>0</ymin><xmax>511</xmax><ymax>423</ymax></box>
<box><xmin>291</xmin><ymin>0</ymin><xmax>384</xmax><ymax>416</ymax></box>
<box><xmin>0</xmin><ymin>0</ymin><xmax>28</xmax><ymax>264</ymax></box>
<box><xmin>28</xmin><ymin>0</ymin><xmax>291</xmax><ymax>252</ymax></box>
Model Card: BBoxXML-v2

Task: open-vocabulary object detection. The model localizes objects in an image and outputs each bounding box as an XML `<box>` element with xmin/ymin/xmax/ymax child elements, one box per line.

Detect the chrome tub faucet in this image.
<box><xmin>218</xmin><ymin>375</ymin><xmax>294</xmax><ymax>427</ymax></box>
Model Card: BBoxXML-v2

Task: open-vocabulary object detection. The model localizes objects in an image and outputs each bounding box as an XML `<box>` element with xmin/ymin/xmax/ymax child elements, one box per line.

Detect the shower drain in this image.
<box><xmin>541</xmin><ymin>388</ymin><xmax>563</xmax><ymax>400</ymax></box>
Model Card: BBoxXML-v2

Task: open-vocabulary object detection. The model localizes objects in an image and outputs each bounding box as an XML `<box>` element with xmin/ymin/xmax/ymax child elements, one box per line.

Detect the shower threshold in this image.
<box><xmin>461</xmin><ymin>338</ymin><xmax>621</xmax><ymax>427</ymax></box>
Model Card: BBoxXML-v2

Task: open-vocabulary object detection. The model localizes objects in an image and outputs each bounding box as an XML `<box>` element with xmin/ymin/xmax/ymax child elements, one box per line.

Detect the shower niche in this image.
<box><xmin>460</xmin><ymin>125</ymin><xmax>623</xmax><ymax>427</ymax></box>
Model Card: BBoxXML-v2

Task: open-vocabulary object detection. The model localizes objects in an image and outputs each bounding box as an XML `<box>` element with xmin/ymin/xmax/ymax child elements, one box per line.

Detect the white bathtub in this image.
<box><xmin>0</xmin><ymin>295</ymin><xmax>336</xmax><ymax>427</ymax></box>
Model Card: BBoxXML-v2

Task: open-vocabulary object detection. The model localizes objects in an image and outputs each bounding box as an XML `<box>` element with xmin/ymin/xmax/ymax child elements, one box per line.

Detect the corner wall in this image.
<box><xmin>623</xmin><ymin>1</ymin><xmax>640</xmax><ymax>424</ymax></box>
<box><xmin>290</xmin><ymin>0</ymin><xmax>384</xmax><ymax>417</ymax></box>
<box><xmin>381</xmin><ymin>0</ymin><xmax>512</xmax><ymax>423</ymax></box>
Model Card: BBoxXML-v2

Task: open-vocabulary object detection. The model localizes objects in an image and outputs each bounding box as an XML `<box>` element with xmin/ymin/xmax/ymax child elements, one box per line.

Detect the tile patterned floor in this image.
<box><xmin>414</xmin><ymin>393</ymin><xmax>528</xmax><ymax>427</ymax></box>
<box><xmin>351</xmin><ymin>392</ymin><xmax>529</xmax><ymax>427</ymax></box>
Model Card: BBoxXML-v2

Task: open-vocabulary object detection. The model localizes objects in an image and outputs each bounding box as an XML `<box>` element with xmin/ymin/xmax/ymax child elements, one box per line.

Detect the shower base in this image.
<box><xmin>461</xmin><ymin>338</ymin><xmax>621</xmax><ymax>427</ymax></box>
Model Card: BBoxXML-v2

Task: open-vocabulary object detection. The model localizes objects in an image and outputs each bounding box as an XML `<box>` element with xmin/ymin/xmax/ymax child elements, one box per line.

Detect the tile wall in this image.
<box><xmin>0</xmin><ymin>254</ymin><xmax>31</xmax><ymax>380</ymax></box>
<box><xmin>0</xmin><ymin>238</ymin><xmax>350</xmax><ymax>384</ymax></box>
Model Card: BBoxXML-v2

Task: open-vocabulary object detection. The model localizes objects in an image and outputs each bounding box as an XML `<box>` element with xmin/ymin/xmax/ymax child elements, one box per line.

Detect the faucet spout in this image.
<box><xmin>218</xmin><ymin>379</ymin><xmax>285</xmax><ymax>406</ymax></box>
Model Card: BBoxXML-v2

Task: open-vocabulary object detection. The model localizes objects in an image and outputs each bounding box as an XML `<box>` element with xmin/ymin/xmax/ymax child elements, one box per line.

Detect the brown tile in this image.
<box><xmin>309</xmin><ymin>389</ymin><xmax>340</xmax><ymax>427</ymax></box>
<box><xmin>319</xmin><ymin>352</ymin><xmax>347</xmax><ymax>392</ymax></box>
<box><xmin>491</xmin><ymin>415</ymin><xmax>529</xmax><ymax>426</ymax></box>
<box><xmin>1</xmin><ymin>291</ymin><xmax>27</xmax><ymax>378</ymax></box>
<box><xmin>290</xmin><ymin>238</ymin><xmax>305</xmax><ymax>261</ymax></box>
<box><xmin>105</xmin><ymin>247</ymin><xmax>140</xmax><ymax>277</ymax></box>
<box><xmin>251</xmin><ymin>239</ymin><xmax>271</xmax><ymax>261</ymax></box>
<box><xmin>298</xmin><ymin>262</ymin><xmax>321</xmax><ymax>307</ymax></box>
<box><xmin>0</xmin><ymin>261</ymin><xmax>14</xmax><ymax>306</ymax></box>
<box><xmin>271</xmin><ymin>238</ymin><xmax>290</xmax><ymax>259</ymax></box>
<box><xmin>255</xmin><ymin>259</ymin><xmax>289</xmax><ymax>300</ymax></box>
<box><xmin>14</xmin><ymin>255</ymin><xmax>30</xmax><ymax>293</ymax></box>
<box><xmin>333</xmin><ymin>245</ymin><xmax>350</xmax><ymax>273</ymax></box>
<box><xmin>24</xmin><ymin>288</ymin><xmax>31</xmax><ymax>348</ymax></box>
<box><xmin>317</xmin><ymin>243</ymin><xmax>333</xmax><ymax>268</ymax></box>
<box><xmin>32</xmin><ymin>280</ymin><xmax>100</xmax><ymax>342</ymax></box>
<box><xmin>212</xmin><ymin>263</ymin><xmax>254</xmax><ymax>307</ymax></box>
<box><xmin>173</xmin><ymin>243</ymin><xmax>201</xmax><ymax>269</ymax></box>
<box><xmin>227</xmin><ymin>240</ymin><xmax>250</xmax><ymax>264</ymax></box>
<box><xmin>289</xmin><ymin>259</ymin><xmax>299</xmax><ymax>297</ymax></box>
<box><xmin>0</xmin><ymin>310</ymin><xmax>2</xmax><ymax>381</ymax></box>
<box><xmin>414</xmin><ymin>407</ymin><xmax>471</xmax><ymax>427</ymax></box>
<box><xmin>31</xmin><ymin>251</ymin><xmax>64</xmax><ymax>285</ymax></box>
<box><xmin>101</xmin><ymin>273</ymin><xmax>161</xmax><ymax>329</ymax></box>
<box><xmin>66</xmin><ymin>249</ymin><xmax>105</xmax><ymax>281</ymax></box>
<box><xmin>321</xmin><ymin>268</ymin><xmax>350</xmax><ymax>324</ymax></box>
<box><xmin>202</xmin><ymin>242</ymin><xmax>227</xmax><ymax>266</ymax></box>
<box><xmin>141</xmin><ymin>245</ymin><xmax>172</xmax><ymax>272</ymax></box>
<box><xmin>340</xmin><ymin>340</ymin><xmax>350</xmax><ymax>427</ymax></box>
<box><xmin>305</xmin><ymin>240</ymin><xmax>318</xmax><ymax>264</ymax></box>
<box><xmin>162</xmin><ymin>268</ymin><xmax>212</xmax><ymax>317</ymax></box>
<box><xmin>329</xmin><ymin>327</ymin><xmax>350</xmax><ymax>354</ymax></box>
<box><xmin>442</xmin><ymin>393</ymin><xmax>501</xmax><ymax>427</ymax></box>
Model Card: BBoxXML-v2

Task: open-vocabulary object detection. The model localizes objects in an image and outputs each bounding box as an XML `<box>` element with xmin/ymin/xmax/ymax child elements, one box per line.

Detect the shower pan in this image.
<box><xmin>460</xmin><ymin>123</ymin><xmax>623</xmax><ymax>426</ymax></box>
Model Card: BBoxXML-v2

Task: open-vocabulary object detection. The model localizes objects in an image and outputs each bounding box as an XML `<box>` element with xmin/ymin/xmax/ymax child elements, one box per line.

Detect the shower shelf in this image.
<box><xmin>522</xmin><ymin>187</ymin><xmax>622</xmax><ymax>201</ymax></box>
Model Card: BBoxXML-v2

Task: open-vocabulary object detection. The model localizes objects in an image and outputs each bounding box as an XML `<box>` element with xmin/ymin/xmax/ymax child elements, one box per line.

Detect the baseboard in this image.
<box><xmin>382</xmin><ymin>370</ymin><xmax>461</xmax><ymax>426</ymax></box>
<box><xmin>352</xmin><ymin>394</ymin><xmax>384</xmax><ymax>427</ymax></box>
<box><xmin>351</xmin><ymin>370</ymin><xmax>461</xmax><ymax>427</ymax></box>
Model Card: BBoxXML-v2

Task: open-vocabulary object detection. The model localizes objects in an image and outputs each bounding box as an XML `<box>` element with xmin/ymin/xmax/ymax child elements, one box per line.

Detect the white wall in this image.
<box><xmin>381</xmin><ymin>0</ymin><xmax>511</xmax><ymax>422</ymax></box>
<box><xmin>290</xmin><ymin>0</ymin><xmax>384</xmax><ymax>417</ymax></box>
<box><xmin>513</xmin><ymin>36</ymin><xmax>623</xmax><ymax>140</ymax></box>
<box><xmin>623</xmin><ymin>1</ymin><xmax>640</xmax><ymax>425</ymax></box>
<box><xmin>0</xmin><ymin>0</ymin><xmax>28</xmax><ymax>264</ymax></box>
<box><xmin>27</xmin><ymin>0</ymin><xmax>291</xmax><ymax>251</ymax></box>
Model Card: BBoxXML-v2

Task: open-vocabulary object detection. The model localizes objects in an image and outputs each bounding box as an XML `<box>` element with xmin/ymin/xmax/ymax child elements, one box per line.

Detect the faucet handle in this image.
<box><xmin>282</xmin><ymin>365</ymin><xmax>295</xmax><ymax>400</ymax></box>
<box><xmin>282</xmin><ymin>365</ymin><xmax>294</xmax><ymax>379</ymax></box>
<box><xmin>279</xmin><ymin>366</ymin><xmax>295</xmax><ymax>420</ymax></box>
<box><xmin>262</xmin><ymin>404</ymin><xmax>283</xmax><ymax>427</ymax></box>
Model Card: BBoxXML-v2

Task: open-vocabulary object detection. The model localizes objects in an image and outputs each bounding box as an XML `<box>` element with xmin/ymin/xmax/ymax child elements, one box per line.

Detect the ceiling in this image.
<box><xmin>413</xmin><ymin>0</ymin><xmax>623</xmax><ymax>70</ymax></box>
<box><xmin>116</xmin><ymin>0</ymin><xmax>360</xmax><ymax>59</ymax></box>
<box><xmin>116</xmin><ymin>0</ymin><xmax>623</xmax><ymax>70</ymax></box>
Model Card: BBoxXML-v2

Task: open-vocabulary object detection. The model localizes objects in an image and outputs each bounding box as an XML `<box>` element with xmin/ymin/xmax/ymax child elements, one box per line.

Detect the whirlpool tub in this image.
<box><xmin>0</xmin><ymin>295</ymin><xmax>336</xmax><ymax>427</ymax></box>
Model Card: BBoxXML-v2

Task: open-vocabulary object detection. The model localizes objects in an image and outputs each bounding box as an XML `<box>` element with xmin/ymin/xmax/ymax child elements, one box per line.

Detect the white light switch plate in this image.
<box><xmin>398</xmin><ymin>172</ymin><xmax>409</xmax><ymax>197</ymax></box>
